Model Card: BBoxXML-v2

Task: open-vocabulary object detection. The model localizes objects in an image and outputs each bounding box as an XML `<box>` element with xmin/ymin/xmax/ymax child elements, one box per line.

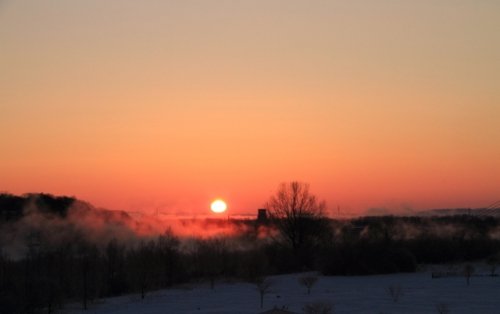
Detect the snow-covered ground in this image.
<box><xmin>65</xmin><ymin>269</ymin><xmax>500</xmax><ymax>314</ymax></box>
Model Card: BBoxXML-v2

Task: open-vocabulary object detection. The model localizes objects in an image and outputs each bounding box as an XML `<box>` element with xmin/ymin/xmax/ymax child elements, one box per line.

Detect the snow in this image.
<box><xmin>65</xmin><ymin>270</ymin><xmax>500</xmax><ymax>314</ymax></box>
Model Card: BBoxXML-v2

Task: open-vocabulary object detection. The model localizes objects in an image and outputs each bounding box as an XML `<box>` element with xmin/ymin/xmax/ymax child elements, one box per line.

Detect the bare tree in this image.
<box><xmin>464</xmin><ymin>264</ymin><xmax>474</xmax><ymax>286</ymax></box>
<box><xmin>104</xmin><ymin>239</ymin><xmax>127</xmax><ymax>296</ymax></box>
<box><xmin>157</xmin><ymin>229</ymin><xmax>180</xmax><ymax>288</ymax></box>
<box><xmin>265</xmin><ymin>182</ymin><xmax>328</xmax><ymax>251</ymax></box>
<box><xmin>76</xmin><ymin>241</ymin><xmax>99</xmax><ymax>310</ymax></box>
<box><xmin>299</xmin><ymin>275</ymin><xmax>318</xmax><ymax>294</ymax></box>
<box><xmin>435</xmin><ymin>303</ymin><xmax>450</xmax><ymax>314</ymax></box>
<box><xmin>254</xmin><ymin>277</ymin><xmax>273</xmax><ymax>309</ymax></box>
<box><xmin>486</xmin><ymin>254</ymin><xmax>499</xmax><ymax>276</ymax></box>
<box><xmin>387</xmin><ymin>284</ymin><xmax>403</xmax><ymax>303</ymax></box>
<box><xmin>243</xmin><ymin>249</ymin><xmax>269</xmax><ymax>283</ymax></box>
<box><xmin>129</xmin><ymin>240</ymin><xmax>156</xmax><ymax>299</ymax></box>
<box><xmin>194</xmin><ymin>237</ymin><xmax>228</xmax><ymax>290</ymax></box>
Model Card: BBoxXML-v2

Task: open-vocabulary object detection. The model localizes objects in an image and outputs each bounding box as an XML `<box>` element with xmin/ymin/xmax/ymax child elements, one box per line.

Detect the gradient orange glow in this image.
<box><xmin>1</xmin><ymin>1</ymin><xmax>499</xmax><ymax>216</ymax></box>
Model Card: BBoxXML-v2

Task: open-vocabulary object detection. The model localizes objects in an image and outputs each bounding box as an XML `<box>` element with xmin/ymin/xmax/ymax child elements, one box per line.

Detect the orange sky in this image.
<box><xmin>1</xmin><ymin>1</ymin><xmax>499</xmax><ymax>216</ymax></box>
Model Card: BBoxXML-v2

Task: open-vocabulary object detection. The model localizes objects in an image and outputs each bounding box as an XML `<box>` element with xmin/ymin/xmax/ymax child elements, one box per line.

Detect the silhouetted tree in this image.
<box><xmin>104</xmin><ymin>239</ymin><xmax>128</xmax><ymax>295</ymax></box>
<box><xmin>387</xmin><ymin>284</ymin><xmax>404</xmax><ymax>303</ymax></box>
<box><xmin>299</xmin><ymin>275</ymin><xmax>318</xmax><ymax>294</ymax></box>
<box><xmin>265</xmin><ymin>182</ymin><xmax>330</xmax><ymax>267</ymax></box>
<box><xmin>464</xmin><ymin>264</ymin><xmax>474</xmax><ymax>286</ymax></box>
<box><xmin>242</xmin><ymin>249</ymin><xmax>270</xmax><ymax>282</ymax></box>
<box><xmin>34</xmin><ymin>193</ymin><xmax>75</xmax><ymax>217</ymax></box>
<box><xmin>23</xmin><ymin>231</ymin><xmax>43</xmax><ymax>314</ymax></box>
<box><xmin>193</xmin><ymin>237</ymin><xmax>229</xmax><ymax>289</ymax></box>
<box><xmin>435</xmin><ymin>303</ymin><xmax>450</xmax><ymax>314</ymax></box>
<box><xmin>156</xmin><ymin>229</ymin><xmax>180</xmax><ymax>287</ymax></box>
<box><xmin>129</xmin><ymin>240</ymin><xmax>156</xmax><ymax>299</ymax></box>
<box><xmin>0</xmin><ymin>249</ymin><xmax>20</xmax><ymax>313</ymax></box>
<box><xmin>254</xmin><ymin>277</ymin><xmax>273</xmax><ymax>309</ymax></box>
<box><xmin>39</xmin><ymin>248</ymin><xmax>63</xmax><ymax>314</ymax></box>
<box><xmin>76</xmin><ymin>241</ymin><xmax>100</xmax><ymax>310</ymax></box>
<box><xmin>486</xmin><ymin>253</ymin><xmax>499</xmax><ymax>276</ymax></box>
<box><xmin>0</xmin><ymin>193</ymin><xmax>25</xmax><ymax>221</ymax></box>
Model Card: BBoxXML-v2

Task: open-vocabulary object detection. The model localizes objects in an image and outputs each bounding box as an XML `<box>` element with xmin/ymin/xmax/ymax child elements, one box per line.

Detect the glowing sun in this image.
<box><xmin>210</xmin><ymin>199</ymin><xmax>227</xmax><ymax>213</ymax></box>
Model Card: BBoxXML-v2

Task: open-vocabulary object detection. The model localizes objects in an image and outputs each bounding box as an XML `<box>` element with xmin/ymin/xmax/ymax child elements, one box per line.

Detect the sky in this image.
<box><xmin>1</xmin><ymin>0</ymin><xmax>499</xmax><ymax>216</ymax></box>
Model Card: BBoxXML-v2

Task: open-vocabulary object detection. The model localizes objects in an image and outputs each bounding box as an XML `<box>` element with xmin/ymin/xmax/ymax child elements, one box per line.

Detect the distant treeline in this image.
<box><xmin>1</xmin><ymin>193</ymin><xmax>500</xmax><ymax>313</ymax></box>
<box><xmin>0</xmin><ymin>193</ymin><xmax>77</xmax><ymax>221</ymax></box>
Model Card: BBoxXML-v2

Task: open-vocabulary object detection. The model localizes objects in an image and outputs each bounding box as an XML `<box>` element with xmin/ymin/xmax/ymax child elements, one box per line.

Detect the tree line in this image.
<box><xmin>1</xmin><ymin>184</ymin><xmax>500</xmax><ymax>313</ymax></box>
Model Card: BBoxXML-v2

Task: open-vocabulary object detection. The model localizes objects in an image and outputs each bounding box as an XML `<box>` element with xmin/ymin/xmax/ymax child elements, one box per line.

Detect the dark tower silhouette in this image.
<box><xmin>257</xmin><ymin>209</ymin><xmax>268</xmax><ymax>222</ymax></box>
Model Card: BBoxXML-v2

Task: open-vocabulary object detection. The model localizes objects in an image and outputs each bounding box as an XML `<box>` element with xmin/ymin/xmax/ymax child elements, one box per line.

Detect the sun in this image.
<box><xmin>210</xmin><ymin>199</ymin><xmax>227</xmax><ymax>213</ymax></box>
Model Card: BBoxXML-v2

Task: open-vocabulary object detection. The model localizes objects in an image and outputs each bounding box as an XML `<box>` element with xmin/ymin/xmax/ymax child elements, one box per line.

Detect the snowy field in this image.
<box><xmin>65</xmin><ymin>269</ymin><xmax>500</xmax><ymax>314</ymax></box>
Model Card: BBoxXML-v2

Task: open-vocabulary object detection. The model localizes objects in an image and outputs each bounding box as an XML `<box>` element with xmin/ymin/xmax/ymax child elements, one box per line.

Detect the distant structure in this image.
<box><xmin>419</xmin><ymin>201</ymin><xmax>500</xmax><ymax>218</ymax></box>
<box><xmin>257</xmin><ymin>208</ymin><xmax>268</xmax><ymax>222</ymax></box>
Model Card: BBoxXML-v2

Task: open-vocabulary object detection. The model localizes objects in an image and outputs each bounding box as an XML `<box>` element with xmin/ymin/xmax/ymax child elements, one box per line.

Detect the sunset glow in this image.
<box><xmin>0</xmin><ymin>1</ymin><xmax>499</xmax><ymax>215</ymax></box>
<box><xmin>3</xmin><ymin>3</ymin><xmax>500</xmax><ymax>313</ymax></box>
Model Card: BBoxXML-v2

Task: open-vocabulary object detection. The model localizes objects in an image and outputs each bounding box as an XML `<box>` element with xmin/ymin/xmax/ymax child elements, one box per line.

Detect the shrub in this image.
<box><xmin>303</xmin><ymin>301</ymin><xmax>333</xmax><ymax>314</ymax></box>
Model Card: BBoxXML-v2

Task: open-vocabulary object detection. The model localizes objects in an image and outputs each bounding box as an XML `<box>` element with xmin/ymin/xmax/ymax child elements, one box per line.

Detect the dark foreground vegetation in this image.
<box><xmin>1</xmin><ymin>193</ymin><xmax>500</xmax><ymax>313</ymax></box>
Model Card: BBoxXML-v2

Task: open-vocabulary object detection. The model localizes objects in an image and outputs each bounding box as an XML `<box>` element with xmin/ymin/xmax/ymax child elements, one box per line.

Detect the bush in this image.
<box><xmin>303</xmin><ymin>301</ymin><xmax>333</xmax><ymax>314</ymax></box>
<box><xmin>298</xmin><ymin>275</ymin><xmax>318</xmax><ymax>294</ymax></box>
<box><xmin>387</xmin><ymin>284</ymin><xmax>403</xmax><ymax>303</ymax></box>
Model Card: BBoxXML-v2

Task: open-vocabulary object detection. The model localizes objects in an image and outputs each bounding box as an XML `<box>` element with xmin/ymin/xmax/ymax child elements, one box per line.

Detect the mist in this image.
<box><xmin>0</xmin><ymin>193</ymin><xmax>276</xmax><ymax>259</ymax></box>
